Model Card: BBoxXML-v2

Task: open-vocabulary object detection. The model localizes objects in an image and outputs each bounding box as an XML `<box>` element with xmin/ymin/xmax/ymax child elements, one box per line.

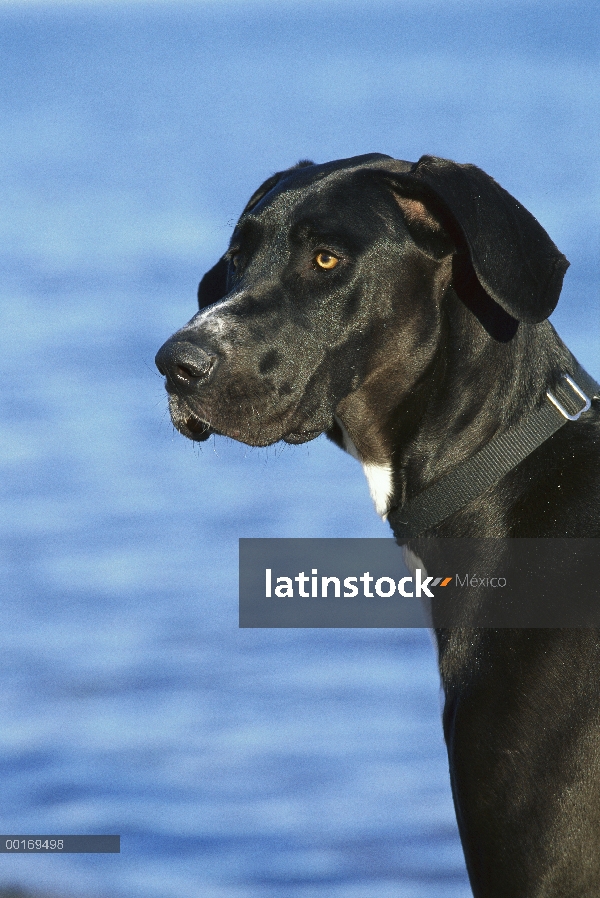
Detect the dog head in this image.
<box><xmin>155</xmin><ymin>154</ymin><xmax>568</xmax><ymax>448</ymax></box>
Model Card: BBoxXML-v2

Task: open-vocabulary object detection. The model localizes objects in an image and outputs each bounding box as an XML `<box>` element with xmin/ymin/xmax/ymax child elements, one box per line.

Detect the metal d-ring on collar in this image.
<box><xmin>389</xmin><ymin>366</ymin><xmax>600</xmax><ymax>541</ymax></box>
<box><xmin>546</xmin><ymin>373</ymin><xmax>592</xmax><ymax>421</ymax></box>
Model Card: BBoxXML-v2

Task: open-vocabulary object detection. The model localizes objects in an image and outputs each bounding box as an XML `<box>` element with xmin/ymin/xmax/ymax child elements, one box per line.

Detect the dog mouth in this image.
<box><xmin>183</xmin><ymin>412</ymin><xmax>214</xmax><ymax>442</ymax></box>
<box><xmin>167</xmin><ymin>397</ymin><xmax>214</xmax><ymax>442</ymax></box>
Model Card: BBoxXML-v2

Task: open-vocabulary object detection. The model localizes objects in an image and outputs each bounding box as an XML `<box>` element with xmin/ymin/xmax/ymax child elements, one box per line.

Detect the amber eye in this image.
<box><xmin>228</xmin><ymin>247</ymin><xmax>243</xmax><ymax>270</ymax></box>
<box><xmin>314</xmin><ymin>251</ymin><xmax>339</xmax><ymax>270</ymax></box>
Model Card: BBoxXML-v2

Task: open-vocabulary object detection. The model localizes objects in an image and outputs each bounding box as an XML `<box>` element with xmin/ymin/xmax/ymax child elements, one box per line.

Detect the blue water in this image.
<box><xmin>0</xmin><ymin>2</ymin><xmax>598</xmax><ymax>896</ymax></box>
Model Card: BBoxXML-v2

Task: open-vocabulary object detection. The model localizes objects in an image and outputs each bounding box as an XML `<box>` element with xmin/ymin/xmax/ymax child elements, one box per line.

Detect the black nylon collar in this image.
<box><xmin>388</xmin><ymin>362</ymin><xmax>600</xmax><ymax>540</ymax></box>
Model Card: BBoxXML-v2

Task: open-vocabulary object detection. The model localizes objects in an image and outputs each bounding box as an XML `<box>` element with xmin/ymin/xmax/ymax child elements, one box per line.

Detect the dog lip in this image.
<box><xmin>168</xmin><ymin>394</ymin><xmax>214</xmax><ymax>441</ymax></box>
<box><xmin>184</xmin><ymin>412</ymin><xmax>213</xmax><ymax>436</ymax></box>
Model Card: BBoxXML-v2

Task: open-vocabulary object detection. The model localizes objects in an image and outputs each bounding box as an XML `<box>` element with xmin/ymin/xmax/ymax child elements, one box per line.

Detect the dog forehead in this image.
<box><xmin>240</xmin><ymin>156</ymin><xmax>411</xmax><ymax>233</ymax></box>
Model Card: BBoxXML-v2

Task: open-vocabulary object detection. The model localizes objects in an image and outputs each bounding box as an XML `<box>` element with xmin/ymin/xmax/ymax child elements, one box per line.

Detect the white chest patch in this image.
<box><xmin>402</xmin><ymin>546</ymin><xmax>426</xmax><ymax>577</ymax></box>
<box><xmin>361</xmin><ymin>462</ymin><xmax>394</xmax><ymax>518</ymax></box>
<box><xmin>334</xmin><ymin>416</ymin><xmax>393</xmax><ymax>518</ymax></box>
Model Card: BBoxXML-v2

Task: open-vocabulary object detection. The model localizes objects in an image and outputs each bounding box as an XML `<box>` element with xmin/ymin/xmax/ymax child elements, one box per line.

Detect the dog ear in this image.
<box><xmin>197</xmin><ymin>256</ymin><xmax>229</xmax><ymax>309</ymax></box>
<box><xmin>392</xmin><ymin>193</ymin><xmax>455</xmax><ymax>260</ymax></box>
<box><xmin>391</xmin><ymin>156</ymin><xmax>569</xmax><ymax>323</ymax></box>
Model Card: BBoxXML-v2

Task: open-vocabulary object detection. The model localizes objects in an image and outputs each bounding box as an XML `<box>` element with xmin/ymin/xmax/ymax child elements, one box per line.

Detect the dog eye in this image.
<box><xmin>314</xmin><ymin>251</ymin><xmax>339</xmax><ymax>270</ymax></box>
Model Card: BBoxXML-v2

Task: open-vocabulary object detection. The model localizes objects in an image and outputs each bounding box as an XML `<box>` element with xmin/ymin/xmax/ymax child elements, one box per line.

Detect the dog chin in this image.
<box><xmin>188</xmin><ymin>423</ymin><xmax>321</xmax><ymax>447</ymax></box>
<box><xmin>282</xmin><ymin>428</ymin><xmax>324</xmax><ymax>445</ymax></box>
<box><xmin>169</xmin><ymin>395</ymin><xmax>324</xmax><ymax>446</ymax></box>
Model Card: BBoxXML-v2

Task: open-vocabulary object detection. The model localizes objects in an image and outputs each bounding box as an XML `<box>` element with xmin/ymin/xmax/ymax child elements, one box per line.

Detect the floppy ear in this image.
<box><xmin>391</xmin><ymin>155</ymin><xmax>569</xmax><ymax>323</ymax></box>
<box><xmin>391</xmin><ymin>193</ymin><xmax>455</xmax><ymax>260</ymax></box>
<box><xmin>197</xmin><ymin>256</ymin><xmax>229</xmax><ymax>309</ymax></box>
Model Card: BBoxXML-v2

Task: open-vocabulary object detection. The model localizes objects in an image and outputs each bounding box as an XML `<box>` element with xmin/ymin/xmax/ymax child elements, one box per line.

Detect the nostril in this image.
<box><xmin>175</xmin><ymin>356</ymin><xmax>215</xmax><ymax>380</ymax></box>
<box><xmin>174</xmin><ymin>359</ymin><xmax>214</xmax><ymax>381</ymax></box>
<box><xmin>175</xmin><ymin>364</ymin><xmax>192</xmax><ymax>380</ymax></box>
<box><xmin>155</xmin><ymin>339</ymin><xmax>217</xmax><ymax>387</ymax></box>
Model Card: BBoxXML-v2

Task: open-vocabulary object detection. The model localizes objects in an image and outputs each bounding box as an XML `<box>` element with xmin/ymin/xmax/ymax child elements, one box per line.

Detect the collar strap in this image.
<box><xmin>389</xmin><ymin>364</ymin><xmax>600</xmax><ymax>540</ymax></box>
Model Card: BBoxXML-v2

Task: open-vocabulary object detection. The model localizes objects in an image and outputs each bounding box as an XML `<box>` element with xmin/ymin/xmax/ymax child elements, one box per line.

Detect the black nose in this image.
<box><xmin>155</xmin><ymin>339</ymin><xmax>217</xmax><ymax>388</ymax></box>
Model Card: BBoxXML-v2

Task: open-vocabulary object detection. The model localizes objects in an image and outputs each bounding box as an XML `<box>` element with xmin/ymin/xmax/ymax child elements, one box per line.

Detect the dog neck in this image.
<box><xmin>333</xmin><ymin>415</ymin><xmax>394</xmax><ymax>517</ymax></box>
<box><xmin>332</xmin><ymin>289</ymin><xmax>574</xmax><ymax>524</ymax></box>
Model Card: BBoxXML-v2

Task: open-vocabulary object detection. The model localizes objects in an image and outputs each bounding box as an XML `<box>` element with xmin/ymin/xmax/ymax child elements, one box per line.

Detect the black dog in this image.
<box><xmin>156</xmin><ymin>155</ymin><xmax>600</xmax><ymax>896</ymax></box>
